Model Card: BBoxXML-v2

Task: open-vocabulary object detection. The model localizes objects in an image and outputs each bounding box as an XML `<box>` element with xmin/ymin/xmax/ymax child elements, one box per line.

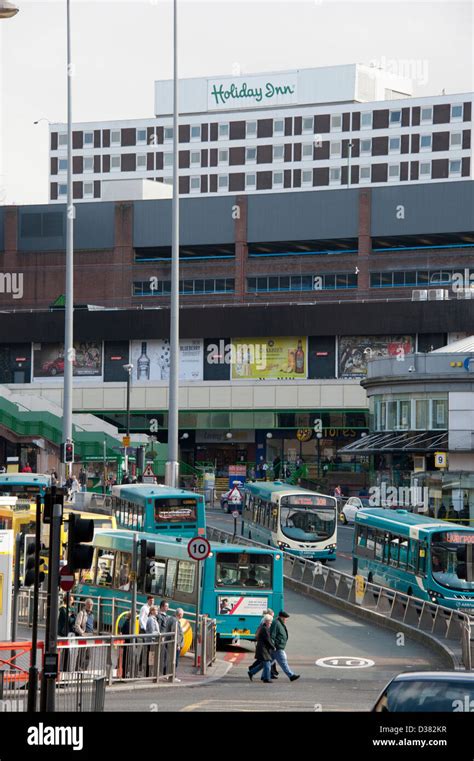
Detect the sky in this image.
<box><xmin>0</xmin><ymin>0</ymin><xmax>472</xmax><ymax>205</ymax></box>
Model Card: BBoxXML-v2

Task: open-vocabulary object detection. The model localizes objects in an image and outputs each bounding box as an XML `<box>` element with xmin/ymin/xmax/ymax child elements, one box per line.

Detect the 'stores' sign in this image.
<box><xmin>208</xmin><ymin>73</ymin><xmax>297</xmax><ymax>110</ymax></box>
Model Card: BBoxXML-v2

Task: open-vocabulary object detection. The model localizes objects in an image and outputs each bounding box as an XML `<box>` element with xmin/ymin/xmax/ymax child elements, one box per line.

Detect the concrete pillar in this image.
<box><xmin>234</xmin><ymin>195</ymin><xmax>248</xmax><ymax>302</ymax></box>
<box><xmin>114</xmin><ymin>202</ymin><xmax>134</xmax><ymax>308</ymax></box>
<box><xmin>357</xmin><ymin>188</ymin><xmax>372</xmax><ymax>298</ymax></box>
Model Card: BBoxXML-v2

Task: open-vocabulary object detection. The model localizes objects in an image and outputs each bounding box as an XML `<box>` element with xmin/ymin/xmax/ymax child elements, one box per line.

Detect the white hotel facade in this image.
<box><xmin>48</xmin><ymin>63</ymin><xmax>473</xmax><ymax>202</ymax></box>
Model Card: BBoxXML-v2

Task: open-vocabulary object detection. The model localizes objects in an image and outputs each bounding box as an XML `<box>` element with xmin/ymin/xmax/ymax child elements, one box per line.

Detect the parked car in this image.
<box><xmin>220</xmin><ymin>484</ymin><xmax>243</xmax><ymax>514</ymax></box>
<box><xmin>372</xmin><ymin>671</ymin><xmax>474</xmax><ymax>712</ymax></box>
<box><xmin>339</xmin><ymin>496</ymin><xmax>374</xmax><ymax>524</ymax></box>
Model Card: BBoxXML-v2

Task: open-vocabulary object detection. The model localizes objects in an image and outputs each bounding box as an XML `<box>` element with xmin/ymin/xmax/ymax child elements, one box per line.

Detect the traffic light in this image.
<box><xmin>138</xmin><ymin>539</ymin><xmax>155</xmax><ymax>589</ymax></box>
<box><xmin>60</xmin><ymin>441</ymin><xmax>74</xmax><ymax>464</ymax></box>
<box><xmin>67</xmin><ymin>513</ymin><xmax>94</xmax><ymax>571</ymax></box>
<box><xmin>24</xmin><ymin>538</ymin><xmax>46</xmax><ymax>587</ymax></box>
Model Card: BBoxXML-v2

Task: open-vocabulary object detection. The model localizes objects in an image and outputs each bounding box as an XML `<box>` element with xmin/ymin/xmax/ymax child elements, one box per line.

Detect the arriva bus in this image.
<box><xmin>0</xmin><ymin>473</ymin><xmax>50</xmax><ymax>508</ymax></box>
<box><xmin>242</xmin><ymin>481</ymin><xmax>338</xmax><ymax>561</ymax></box>
<box><xmin>76</xmin><ymin>529</ymin><xmax>284</xmax><ymax>642</ymax></box>
<box><xmin>111</xmin><ymin>484</ymin><xmax>206</xmax><ymax>538</ymax></box>
<box><xmin>353</xmin><ymin>509</ymin><xmax>474</xmax><ymax>613</ymax></box>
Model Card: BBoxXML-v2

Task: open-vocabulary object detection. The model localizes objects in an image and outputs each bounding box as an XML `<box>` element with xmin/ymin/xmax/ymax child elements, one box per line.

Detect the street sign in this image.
<box><xmin>122</xmin><ymin>435</ymin><xmax>131</xmax><ymax>448</ymax></box>
<box><xmin>187</xmin><ymin>536</ymin><xmax>211</xmax><ymax>561</ymax></box>
<box><xmin>232</xmin><ymin>510</ymin><xmax>240</xmax><ymax>518</ymax></box>
<box><xmin>59</xmin><ymin>565</ymin><xmax>74</xmax><ymax>592</ymax></box>
<box><xmin>434</xmin><ymin>451</ymin><xmax>447</xmax><ymax>468</ymax></box>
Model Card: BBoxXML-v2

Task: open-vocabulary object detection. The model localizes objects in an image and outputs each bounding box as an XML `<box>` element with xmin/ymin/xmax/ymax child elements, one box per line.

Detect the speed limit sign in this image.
<box><xmin>187</xmin><ymin>536</ymin><xmax>211</xmax><ymax>561</ymax></box>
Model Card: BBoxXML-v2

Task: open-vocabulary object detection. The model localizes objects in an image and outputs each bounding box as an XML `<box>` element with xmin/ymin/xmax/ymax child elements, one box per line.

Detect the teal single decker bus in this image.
<box><xmin>111</xmin><ymin>484</ymin><xmax>206</xmax><ymax>538</ymax></box>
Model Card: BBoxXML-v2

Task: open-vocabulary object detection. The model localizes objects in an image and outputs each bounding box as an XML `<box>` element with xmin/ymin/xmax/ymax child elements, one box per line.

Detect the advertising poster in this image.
<box><xmin>230</xmin><ymin>337</ymin><xmax>307</xmax><ymax>380</ymax></box>
<box><xmin>130</xmin><ymin>339</ymin><xmax>203</xmax><ymax>381</ymax></box>
<box><xmin>338</xmin><ymin>335</ymin><xmax>415</xmax><ymax>378</ymax></box>
<box><xmin>33</xmin><ymin>342</ymin><xmax>102</xmax><ymax>379</ymax></box>
<box><xmin>218</xmin><ymin>596</ymin><xmax>268</xmax><ymax>616</ymax></box>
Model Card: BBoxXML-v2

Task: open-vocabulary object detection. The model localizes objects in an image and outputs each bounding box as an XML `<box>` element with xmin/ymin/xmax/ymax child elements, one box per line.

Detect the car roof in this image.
<box><xmin>392</xmin><ymin>671</ymin><xmax>474</xmax><ymax>682</ymax></box>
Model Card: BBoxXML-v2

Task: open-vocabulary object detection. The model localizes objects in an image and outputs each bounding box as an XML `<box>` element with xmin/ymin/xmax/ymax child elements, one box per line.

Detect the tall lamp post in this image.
<box><xmin>0</xmin><ymin>1</ymin><xmax>19</xmax><ymax>18</ymax></box>
<box><xmin>123</xmin><ymin>364</ymin><xmax>133</xmax><ymax>476</ymax></box>
<box><xmin>316</xmin><ymin>432</ymin><xmax>323</xmax><ymax>479</ymax></box>
<box><xmin>347</xmin><ymin>140</ymin><xmax>354</xmax><ymax>188</ymax></box>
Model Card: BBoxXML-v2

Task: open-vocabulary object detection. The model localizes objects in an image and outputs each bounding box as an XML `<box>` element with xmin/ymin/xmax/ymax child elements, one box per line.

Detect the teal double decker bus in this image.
<box><xmin>111</xmin><ymin>484</ymin><xmax>206</xmax><ymax>538</ymax></box>
<box><xmin>76</xmin><ymin>529</ymin><xmax>284</xmax><ymax>642</ymax></box>
<box><xmin>353</xmin><ymin>509</ymin><xmax>474</xmax><ymax>612</ymax></box>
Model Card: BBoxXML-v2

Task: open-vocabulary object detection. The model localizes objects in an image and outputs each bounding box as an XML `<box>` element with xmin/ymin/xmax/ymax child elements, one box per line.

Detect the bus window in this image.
<box><xmin>389</xmin><ymin>536</ymin><xmax>400</xmax><ymax>568</ymax></box>
<box><xmin>144</xmin><ymin>558</ymin><xmax>166</xmax><ymax>597</ymax></box>
<box><xmin>374</xmin><ymin>531</ymin><xmax>385</xmax><ymax>562</ymax></box>
<box><xmin>399</xmin><ymin>539</ymin><xmax>409</xmax><ymax>570</ymax></box>
<box><xmin>366</xmin><ymin>527</ymin><xmax>376</xmax><ymax>554</ymax></box>
<box><xmin>356</xmin><ymin>525</ymin><xmax>367</xmax><ymax>548</ymax></box>
<box><xmin>114</xmin><ymin>551</ymin><xmax>132</xmax><ymax>591</ymax></box>
<box><xmin>215</xmin><ymin>552</ymin><xmax>273</xmax><ymax>589</ymax></box>
<box><xmin>165</xmin><ymin>559</ymin><xmax>177</xmax><ymax>597</ymax></box>
<box><xmin>408</xmin><ymin>541</ymin><xmax>419</xmax><ymax>572</ymax></box>
<box><xmin>176</xmin><ymin>560</ymin><xmax>195</xmax><ymax>595</ymax></box>
<box><xmin>95</xmin><ymin>549</ymin><xmax>114</xmax><ymax>587</ymax></box>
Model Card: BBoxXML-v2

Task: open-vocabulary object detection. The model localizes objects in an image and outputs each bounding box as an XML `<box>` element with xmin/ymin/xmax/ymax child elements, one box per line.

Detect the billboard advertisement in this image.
<box><xmin>33</xmin><ymin>342</ymin><xmax>102</xmax><ymax>379</ymax></box>
<box><xmin>130</xmin><ymin>339</ymin><xmax>203</xmax><ymax>382</ymax></box>
<box><xmin>338</xmin><ymin>335</ymin><xmax>415</xmax><ymax>378</ymax></box>
<box><xmin>218</xmin><ymin>596</ymin><xmax>268</xmax><ymax>616</ymax></box>
<box><xmin>230</xmin><ymin>337</ymin><xmax>307</xmax><ymax>380</ymax></box>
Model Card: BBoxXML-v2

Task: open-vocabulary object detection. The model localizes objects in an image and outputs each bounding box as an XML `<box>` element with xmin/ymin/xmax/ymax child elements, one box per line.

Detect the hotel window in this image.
<box><xmin>420</xmin><ymin>134</ymin><xmax>432</xmax><ymax>151</ymax></box>
<box><xmin>330</xmin><ymin>141</ymin><xmax>342</xmax><ymax>157</ymax></box>
<box><xmin>190</xmin><ymin>125</ymin><xmax>201</xmax><ymax>141</ymax></box>
<box><xmin>58</xmin><ymin>158</ymin><xmax>68</xmax><ymax>173</ymax></box>
<box><xmin>136</xmin><ymin>154</ymin><xmax>147</xmax><ymax>170</ymax></box>
<box><xmin>388</xmin><ymin>164</ymin><xmax>400</xmax><ymax>181</ymax></box>
<box><xmin>245</xmin><ymin>173</ymin><xmax>256</xmax><ymax>189</ymax></box>
<box><xmin>218</xmin><ymin>148</ymin><xmax>229</xmax><ymax>165</ymax></box>
<box><xmin>451</xmin><ymin>104</ymin><xmax>463</xmax><ymax>121</ymax></box>
<box><xmin>190</xmin><ymin>151</ymin><xmax>201</xmax><ymax>166</ymax></box>
<box><xmin>361</xmin><ymin>111</ymin><xmax>372</xmax><ymax>129</ymax></box>
<box><xmin>272</xmin><ymin>171</ymin><xmax>284</xmax><ymax>188</ymax></box>
<box><xmin>274</xmin><ymin>118</ymin><xmax>285</xmax><ymax>136</ymax></box>
<box><xmin>330</xmin><ymin>114</ymin><xmax>342</xmax><ymax>131</ymax></box>
<box><xmin>360</xmin><ymin>139</ymin><xmax>371</xmax><ymax>155</ymax></box>
<box><xmin>164</xmin><ymin>153</ymin><xmax>173</xmax><ymax>167</ymax></box>
<box><xmin>329</xmin><ymin>167</ymin><xmax>341</xmax><ymax>184</ymax></box>
<box><xmin>302</xmin><ymin>116</ymin><xmax>313</xmax><ymax>134</ymax></box>
<box><xmin>302</xmin><ymin>143</ymin><xmax>313</xmax><ymax>160</ymax></box>
<box><xmin>111</xmin><ymin>130</ymin><xmax>121</xmax><ymax>146</ymax></box>
<box><xmin>449</xmin><ymin>159</ymin><xmax>462</xmax><ymax>176</ymax></box>
<box><xmin>84</xmin><ymin>156</ymin><xmax>94</xmax><ymax>172</ymax></box>
<box><xmin>389</xmin><ymin>136</ymin><xmax>401</xmax><ymax>153</ymax></box>
<box><xmin>84</xmin><ymin>131</ymin><xmax>94</xmax><ymax>146</ymax></box>
<box><xmin>273</xmin><ymin>144</ymin><xmax>284</xmax><ymax>162</ymax></box>
<box><xmin>136</xmin><ymin>129</ymin><xmax>147</xmax><ymax>145</ymax></box>
<box><xmin>164</xmin><ymin>127</ymin><xmax>174</xmax><ymax>142</ymax></box>
<box><xmin>111</xmin><ymin>155</ymin><xmax>121</xmax><ymax>171</ymax></box>
<box><xmin>246</xmin><ymin>146</ymin><xmax>257</xmax><ymax>163</ymax></box>
<box><xmin>420</xmin><ymin>107</ymin><xmax>433</xmax><ymax>124</ymax></box>
<box><xmin>389</xmin><ymin>109</ymin><xmax>401</xmax><ymax>126</ymax></box>
<box><xmin>163</xmin><ymin>177</ymin><xmax>173</xmax><ymax>185</ymax></box>
<box><xmin>83</xmin><ymin>182</ymin><xmax>94</xmax><ymax>198</ymax></box>
<box><xmin>218</xmin><ymin>174</ymin><xmax>228</xmax><ymax>191</ymax></box>
<box><xmin>360</xmin><ymin>166</ymin><xmax>371</xmax><ymax>182</ymax></box>
<box><xmin>246</xmin><ymin>121</ymin><xmax>257</xmax><ymax>138</ymax></box>
<box><xmin>190</xmin><ymin>176</ymin><xmax>200</xmax><ymax>193</ymax></box>
<box><xmin>450</xmin><ymin>132</ymin><xmax>462</xmax><ymax>148</ymax></box>
<box><xmin>218</xmin><ymin>123</ymin><xmax>229</xmax><ymax>140</ymax></box>
<box><xmin>58</xmin><ymin>133</ymin><xmax>67</xmax><ymax>147</ymax></box>
<box><xmin>301</xmin><ymin>169</ymin><xmax>313</xmax><ymax>186</ymax></box>
<box><xmin>58</xmin><ymin>184</ymin><xmax>67</xmax><ymax>196</ymax></box>
<box><xmin>419</xmin><ymin>161</ymin><xmax>431</xmax><ymax>177</ymax></box>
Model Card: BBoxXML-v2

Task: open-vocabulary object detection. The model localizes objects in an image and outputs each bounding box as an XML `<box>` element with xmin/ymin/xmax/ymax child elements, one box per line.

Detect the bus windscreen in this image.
<box><xmin>154</xmin><ymin>498</ymin><xmax>197</xmax><ymax>524</ymax></box>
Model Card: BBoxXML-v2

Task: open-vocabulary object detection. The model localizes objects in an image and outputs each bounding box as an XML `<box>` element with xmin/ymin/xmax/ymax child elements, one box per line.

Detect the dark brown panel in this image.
<box><xmin>464</xmin><ymin>102</ymin><xmax>472</xmax><ymax>121</ymax></box>
<box><xmin>284</xmin><ymin>169</ymin><xmax>291</xmax><ymax>188</ymax></box>
<box><xmin>229</xmin><ymin>173</ymin><xmax>245</xmax><ymax>192</ymax></box>
<box><xmin>210</xmin><ymin>123</ymin><xmax>218</xmax><ymax>141</ymax></box>
<box><xmin>94</xmin><ymin>155</ymin><xmax>101</xmax><ymax>173</ymax></box>
<box><xmin>431</xmin><ymin>158</ymin><xmax>449</xmax><ymax>179</ymax></box>
<box><xmin>350</xmin><ymin>165</ymin><xmax>359</xmax><ymax>185</ymax></box>
<box><xmin>94</xmin><ymin>130</ymin><xmax>101</xmax><ymax>148</ymax></box>
<box><xmin>372</xmin><ymin>136</ymin><xmax>388</xmax><ymax>156</ymax></box>
<box><xmin>411</xmin><ymin>107</ymin><xmax>420</xmax><ymax>126</ymax></box>
<box><xmin>257</xmin><ymin>119</ymin><xmax>273</xmax><ymax>139</ymax></box>
<box><xmin>313</xmin><ymin>167</ymin><xmax>329</xmax><ymax>186</ymax></box>
<box><xmin>51</xmin><ymin>132</ymin><xmax>58</xmax><ymax>151</ymax></box>
<box><xmin>352</xmin><ymin>112</ymin><xmax>360</xmax><ymax>131</ymax></box>
<box><xmin>147</xmin><ymin>127</ymin><xmax>156</xmax><ymax>146</ymax></box>
<box><xmin>401</xmin><ymin>108</ymin><xmax>410</xmax><ymax>127</ymax></box>
<box><xmin>229</xmin><ymin>147</ymin><xmax>245</xmax><ymax>166</ymax></box>
<box><xmin>201</xmin><ymin>149</ymin><xmax>208</xmax><ymax>168</ymax></box>
<box><xmin>294</xmin><ymin>116</ymin><xmax>302</xmax><ymax>135</ymax></box>
<box><xmin>342</xmin><ymin>113</ymin><xmax>350</xmax><ymax>131</ymax></box>
<box><xmin>147</xmin><ymin>153</ymin><xmax>154</xmax><ymax>171</ymax></box>
<box><xmin>179</xmin><ymin>150</ymin><xmax>190</xmax><ymax>169</ymax></box>
<box><xmin>102</xmin><ymin>155</ymin><xmax>110</xmax><ymax>173</ymax></box>
<box><xmin>410</xmin><ymin>161</ymin><xmax>419</xmax><ymax>180</ymax></box>
<box><xmin>256</xmin><ymin>171</ymin><xmax>272</xmax><ymax>190</ymax></box>
<box><xmin>463</xmin><ymin>130</ymin><xmax>471</xmax><ymax>149</ymax></box>
<box><xmin>201</xmin><ymin>124</ymin><xmax>208</xmax><ymax>142</ymax></box>
<box><xmin>73</xmin><ymin>156</ymin><xmax>83</xmax><ymax>174</ymax></box>
<box><xmin>210</xmin><ymin>148</ymin><xmax>217</xmax><ymax>167</ymax></box>
<box><xmin>371</xmin><ymin>164</ymin><xmax>388</xmax><ymax>182</ymax></box>
<box><xmin>400</xmin><ymin>162</ymin><xmax>409</xmax><ymax>181</ymax></box>
<box><xmin>179</xmin><ymin>125</ymin><xmax>190</xmax><ymax>143</ymax></box>
<box><xmin>411</xmin><ymin>134</ymin><xmax>420</xmax><ymax>153</ymax></box>
<box><xmin>156</xmin><ymin>127</ymin><xmax>164</xmax><ymax>145</ymax></box>
<box><xmin>73</xmin><ymin>181</ymin><xmax>83</xmax><ymax>199</ymax></box>
<box><xmin>433</xmin><ymin>104</ymin><xmax>450</xmax><ymax>124</ymax></box>
<box><xmin>372</xmin><ymin>110</ymin><xmax>389</xmax><ymax>129</ymax></box>
<box><xmin>284</xmin><ymin>144</ymin><xmax>292</xmax><ymax>162</ymax></box>
<box><xmin>341</xmin><ymin>140</ymin><xmax>349</xmax><ymax>159</ymax></box>
<box><xmin>314</xmin><ymin>114</ymin><xmax>330</xmax><ymax>134</ymax></box>
<box><xmin>294</xmin><ymin>143</ymin><xmax>302</xmax><ymax>162</ymax></box>
<box><xmin>94</xmin><ymin>180</ymin><xmax>100</xmax><ymax>198</ymax></box>
<box><xmin>156</xmin><ymin>153</ymin><xmax>163</xmax><ymax>170</ymax></box>
<box><xmin>72</xmin><ymin>131</ymin><xmax>83</xmax><ymax>149</ymax></box>
<box><xmin>401</xmin><ymin>134</ymin><xmax>410</xmax><ymax>154</ymax></box>
<box><xmin>209</xmin><ymin>174</ymin><xmax>217</xmax><ymax>192</ymax></box>
<box><xmin>178</xmin><ymin>176</ymin><xmax>189</xmax><ymax>195</ymax></box>
<box><xmin>121</xmin><ymin>154</ymin><xmax>136</xmax><ymax>172</ymax></box>
<box><xmin>200</xmin><ymin>175</ymin><xmax>208</xmax><ymax>193</ymax></box>
<box><xmin>50</xmin><ymin>183</ymin><xmax>58</xmax><ymax>200</ymax></box>
<box><xmin>432</xmin><ymin>132</ymin><xmax>449</xmax><ymax>152</ymax></box>
<box><xmin>351</xmin><ymin>138</ymin><xmax>360</xmax><ymax>158</ymax></box>
<box><xmin>50</xmin><ymin>157</ymin><xmax>58</xmax><ymax>175</ymax></box>
<box><xmin>229</xmin><ymin>121</ymin><xmax>245</xmax><ymax>140</ymax></box>
<box><xmin>341</xmin><ymin>165</ymin><xmax>348</xmax><ymax>185</ymax></box>
<box><xmin>462</xmin><ymin>157</ymin><xmax>470</xmax><ymax>176</ymax></box>
<box><xmin>257</xmin><ymin>145</ymin><xmax>272</xmax><ymax>164</ymax></box>
<box><xmin>121</xmin><ymin>128</ymin><xmax>136</xmax><ymax>147</ymax></box>
<box><xmin>293</xmin><ymin>169</ymin><xmax>301</xmax><ymax>188</ymax></box>
<box><xmin>284</xmin><ymin>117</ymin><xmax>292</xmax><ymax>136</ymax></box>
<box><xmin>314</xmin><ymin>141</ymin><xmax>329</xmax><ymax>160</ymax></box>
<box><xmin>103</xmin><ymin>130</ymin><xmax>110</xmax><ymax>148</ymax></box>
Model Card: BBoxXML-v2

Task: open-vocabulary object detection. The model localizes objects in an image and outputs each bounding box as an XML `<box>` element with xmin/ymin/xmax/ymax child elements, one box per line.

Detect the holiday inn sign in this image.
<box><xmin>207</xmin><ymin>73</ymin><xmax>298</xmax><ymax>110</ymax></box>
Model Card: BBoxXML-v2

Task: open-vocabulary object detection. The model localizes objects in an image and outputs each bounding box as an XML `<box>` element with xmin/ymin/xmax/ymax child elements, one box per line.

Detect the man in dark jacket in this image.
<box><xmin>248</xmin><ymin>615</ymin><xmax>275</xmax><ymax>683</ymax></box>
<box><xmin>270</xmin><ymin>611</ymin><xmax>300</xmax><ymax>681</ymax></box>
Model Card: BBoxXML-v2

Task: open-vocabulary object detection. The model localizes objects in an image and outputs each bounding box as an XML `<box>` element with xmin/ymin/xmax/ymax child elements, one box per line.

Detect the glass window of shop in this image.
<box><xmin>415</xmin><ymin>471</ymin><xmax>474</xmax><ymax>525</ymax></box>
<box><xmin>373</xmin><ymin>395</ymin><xmax>446</xmax><ymax>431</ymax></box>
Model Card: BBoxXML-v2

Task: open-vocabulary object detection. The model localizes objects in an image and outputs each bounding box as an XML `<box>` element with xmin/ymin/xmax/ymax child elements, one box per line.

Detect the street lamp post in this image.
<box><xmin>0</xmin><ymin>1</ymin><xmax>19</xmax><ymax>18</ymax></box>
<box><xmin>123</xmin><ymin>364</ymin><xmax>133</xmax><ymax>476</ymax></box>
<box><xmin>347</xmin><ymin>140</ymin><xmax>354</xmax><ymax>188</ymax></box>
<box><xmin>316</xmin><ymin>432</ymin><xmax>323</xmax><ymax>479</ymax></box>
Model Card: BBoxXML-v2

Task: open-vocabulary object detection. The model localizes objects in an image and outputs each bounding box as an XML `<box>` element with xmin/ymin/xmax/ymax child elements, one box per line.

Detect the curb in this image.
<box><xmin>105</xmin><ymin>658</ymin><xmax>233</xmax><ymax>691</ymax></box>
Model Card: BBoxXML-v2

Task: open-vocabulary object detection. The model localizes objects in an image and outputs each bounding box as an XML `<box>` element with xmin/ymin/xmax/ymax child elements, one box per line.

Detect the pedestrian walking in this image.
<box><xmin>269</xmin><ymin>611</ymin><xmax>300</xmax><ymax>682</ymax></box>
<box><xmin>248</xmin><ymin>614</ymin><xmax>275</xmax><ymax>683</ymax></box>
<box><xmin>119</xmin><ymin>611</ymin><xmax>132</xmax><ymax>677</ymax></box>
<box><xmin>248</xmin><ymin>609</ymin><xmax>279</xmax><ymax>678</ymax></box>
<box><xmin>139</xmin><ymin>595</ymin><xmax>154</xmax><ymax>634</ymax></box>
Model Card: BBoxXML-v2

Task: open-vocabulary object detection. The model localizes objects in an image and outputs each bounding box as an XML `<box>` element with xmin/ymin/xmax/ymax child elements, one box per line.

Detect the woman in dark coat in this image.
<box><xmin>248</xmin><ymin>615</ymin><xmax>275</xmax><ymax>683</ymax></box>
